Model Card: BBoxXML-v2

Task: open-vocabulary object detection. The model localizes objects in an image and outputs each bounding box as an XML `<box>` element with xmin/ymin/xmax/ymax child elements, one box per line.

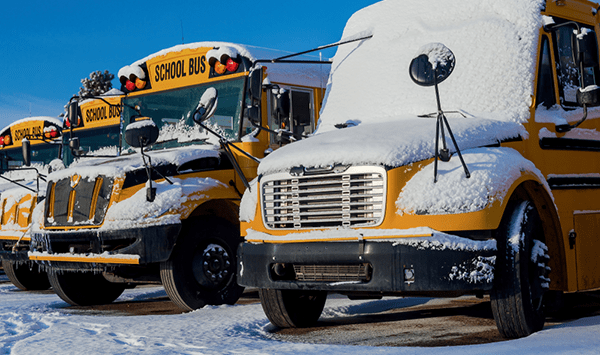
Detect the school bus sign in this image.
<box><xmin>119</xmin><ymin>46</ymin><xmax>248</xmax><ymax>94</ymax></box>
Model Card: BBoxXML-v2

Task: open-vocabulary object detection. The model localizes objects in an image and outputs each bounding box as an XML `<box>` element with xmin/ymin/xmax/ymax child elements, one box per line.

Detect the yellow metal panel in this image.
<box><xmin>29</xmin><ymin>254</ymin><xmax>140</xmax><ymax>265</ymax></box>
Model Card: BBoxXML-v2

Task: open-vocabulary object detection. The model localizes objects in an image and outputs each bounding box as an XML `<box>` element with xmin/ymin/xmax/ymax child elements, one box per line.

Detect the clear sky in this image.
<box><xmin>0</xmin><ymin>0</ymin><xmax>379</xmax><ymax>129</ymax></box>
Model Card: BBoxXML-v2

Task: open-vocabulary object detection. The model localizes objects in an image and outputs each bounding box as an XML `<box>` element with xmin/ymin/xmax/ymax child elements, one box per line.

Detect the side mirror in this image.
<box><xmin>271</xmin><ymin>88</ymin><xmax>290</xmax><ymax>124</ymax></box>
<box><xmin>409</xmin><ymin>44</ymin><xmax>455</xmax><ymax>87</ymax></box>
<box><xmin>247</xmin><ymin>106</ymin><xmax>260</xmax><ymax>124</ymax></box>
<box><xmin>67</xmin><ymin>101</ymin><xmax>81</xmax><ymax>128</ymax></box>
<box><xmin>249</xmin><ymin>67</ymin><xmax>263</xmax><ymax>101</ymax></box>
<box><xmin>22</xmin><ymin>139</ymin><xmax>31</xmax><ymax>167</ymax></box>
<box><xmin>125</xmin><ymin>119</ymin><xmax>159</xmax><ymax>148</ymax></box>
<box><xmin>193</xmin><ymin>87</ymin><xmax>218</xmax><ymax>124</ymax></box>
<box><xmin>577</xmin><ymin>86</ymin><xmax>600</xmax><ymax>107</ymax></box>
<box><xmin>575</xmin><ymin>29</ymin><xmax>599</xmax><ymax>68</ymax></box>
<box><xmin>69</xmin><ymin>137</ymin><xmax>80</xmax><ymax>151</ymax></box>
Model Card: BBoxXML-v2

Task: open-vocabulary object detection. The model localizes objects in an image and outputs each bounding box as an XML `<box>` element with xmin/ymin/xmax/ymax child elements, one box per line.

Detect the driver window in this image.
<box><xmin>553</xmin><ymin>23</ymin><xmax>600</xmax><ymax>107</ymax></box>
<box><xmin>536</xmin><ymin>36</ymin><xmax>556</xmax><ymax>109</ymax></box>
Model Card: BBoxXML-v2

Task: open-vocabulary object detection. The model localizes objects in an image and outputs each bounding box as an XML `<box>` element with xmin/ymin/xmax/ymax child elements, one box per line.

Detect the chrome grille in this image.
<box><xmin>262</xmin><ymin>166</ymin><xmax>386</xmax><ymax>229</ymax></box>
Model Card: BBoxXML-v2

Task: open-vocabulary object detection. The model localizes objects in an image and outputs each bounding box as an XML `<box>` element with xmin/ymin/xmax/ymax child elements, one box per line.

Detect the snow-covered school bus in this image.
<box><xmin>0</xmin><ymin>116</ymin><xmax>63</xmax><ymax>290</ymax></box>
<box><xmin>237</xmin><ymin>0</ymin><xmax>600</xmax><ymax>338</ymax></box>
<box><xmin>0</xmin><ymin>94</ymin><xmax>121</xmax><ymax>291</ymax></box>
<box><xmin>29</xmin><ymin>42</ymin><xmax>328</xmax><ymax>310</ymax></box>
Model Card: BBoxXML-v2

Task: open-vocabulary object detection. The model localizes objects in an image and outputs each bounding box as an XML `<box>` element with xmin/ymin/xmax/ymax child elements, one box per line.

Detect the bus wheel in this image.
<box><xmin>48</xmin><ymin>271</ymin><xmax>125</xmax><ymax>306</ymax></box>
<box><xmin>491</xmin><ymin>199</ymin><xmax>550</xmax><ymax>338</ymax></box>
<box><xmin>160</xmin><ymin>218</ymin><xmax>244</xmax><ymax>311</ymax></box>
<box><xmin>258</xmin><ymin>289</ymin><xmax>327</xmax><ymax>328</ymax></box>
<box><xmin>1</xmin><ymin>259</ymin><xmax>50</xmax><ymax>291</ymax></box>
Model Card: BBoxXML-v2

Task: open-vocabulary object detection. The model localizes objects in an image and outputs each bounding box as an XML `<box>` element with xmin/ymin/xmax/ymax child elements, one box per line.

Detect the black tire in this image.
<box><xmin>491</xmin><ymin>199</ymin><xmax>550</xmax><ymax>338</ymax></box>
<box><xmin>160</xmin><ymin>217</ymin><xmax>244</xmax><ymax>311</ymax></box>
<box><xmin>48</xmin><ymin>271</ymin><xmax>126</xmax><ymax>306</ymax></box>
<box><xmin>258</xmin><ymin>288</ymin><xmax>327</xmax><ymax>328</ymax></box>
<box><xmin>1</xmin><ymin>259</ymin><xmax>51</xmax><ymax>291</ymax></box>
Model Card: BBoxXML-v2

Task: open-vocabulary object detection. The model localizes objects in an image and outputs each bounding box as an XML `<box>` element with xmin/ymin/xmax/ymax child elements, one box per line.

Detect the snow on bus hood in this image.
<box><xmin>47</xmin><ymin>145</ymin><xmax>221</xmax><ymax>182</ymax></box>
<box><xmin>258</xmin><ymin>115</ymin><xmax>526</xmax><ymax>175</ymax></box>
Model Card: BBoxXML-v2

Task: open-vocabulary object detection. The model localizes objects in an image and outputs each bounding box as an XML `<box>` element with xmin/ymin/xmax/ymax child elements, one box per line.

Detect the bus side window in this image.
<box><xmin>554</xmin><ymin>24</ymin><xmax>600</xmax><ymax>107</ymax></box>
<box><xmin>536</xmin><ymin>36</ymin><xmax>556</xmax><ymax>109</ymax></box>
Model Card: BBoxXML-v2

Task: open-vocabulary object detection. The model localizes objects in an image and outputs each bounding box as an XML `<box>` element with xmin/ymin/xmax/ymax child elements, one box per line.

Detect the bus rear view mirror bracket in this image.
<box><xmin>409</xmin><ymin>43</ymin><xmax>470</xmax><ymax>183</ymax></box>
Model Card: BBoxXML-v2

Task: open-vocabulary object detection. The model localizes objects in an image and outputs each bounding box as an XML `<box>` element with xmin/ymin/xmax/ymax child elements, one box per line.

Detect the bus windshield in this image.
<box><xmin>121</xmin><ymin>78</ymin><xmax>246</xmax><ymax>151</ymax></box>
<box><xmin>0</xmin><ymin>143</ymin><xmax>61</xmax><ymax>173</ymax></box>
<box><xmin>62</xmin><ymin>125</ymin><xmax>121</xmax><ymax>167</ymax></box>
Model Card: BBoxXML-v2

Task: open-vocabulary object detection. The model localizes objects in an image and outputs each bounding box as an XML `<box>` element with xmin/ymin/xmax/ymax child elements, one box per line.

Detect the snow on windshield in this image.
<box><xmin>316</xmin><ymin>0</ymin><xmax>543</xmax><ymax>132</ymax></box>
<box><xmin>257</xmin><ymin>0</ymin><xmax>543</xmax><ymax>175</ymax></box>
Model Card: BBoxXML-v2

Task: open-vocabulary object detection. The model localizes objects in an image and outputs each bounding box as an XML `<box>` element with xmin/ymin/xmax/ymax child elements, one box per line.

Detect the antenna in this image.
<box><xmin>180</xmin><ymin>20</ymin><xmax>184</xmax><ymax>44</ymax></box>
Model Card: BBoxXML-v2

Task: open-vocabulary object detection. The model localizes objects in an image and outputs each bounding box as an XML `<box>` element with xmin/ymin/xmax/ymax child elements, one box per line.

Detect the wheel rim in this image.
<box><xmin>192</xmin><ymin>243</ymin><xmax>232</xmax><ymax>288</ymax></box>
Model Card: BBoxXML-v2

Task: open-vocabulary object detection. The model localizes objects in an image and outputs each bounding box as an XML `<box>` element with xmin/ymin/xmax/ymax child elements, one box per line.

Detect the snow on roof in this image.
<box><xmin>0</xmin><ymin>116</ymin><xmax>62</xmax><ymax>136</ymax></box>
<box><xmin>121</xmin><ymin>41</ymin><xmax>329</xmax><ymax>89</ymax></box>
<box><xmin>79</xmin><ymin>88</ymin><xmax>124</xmax><ymax>106</ymax></box>
<box><xmin>316</xmin><ymin>0</ymin><xmax>544</xmax><ymax>131</ymax></box>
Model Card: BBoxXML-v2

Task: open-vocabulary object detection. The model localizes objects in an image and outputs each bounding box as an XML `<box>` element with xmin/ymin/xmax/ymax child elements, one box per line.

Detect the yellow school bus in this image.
<box><xmin>236</xmin><ymin>0</ymin><xmax>600</xmax><ymax>339</ymax></box>
<box><xmin>0</xmin><ymin>95</ymin><xmax>121</xmax><ymax>291</ymax></box>
<box><xmin>0</xmin><ymin>116</ymin><xmax>62</xmax><ymax>289</ymax></box>
<box><xmin>30</xmin><ymin>42</ymin><xmax>328</xmax><ymax>310</ymax></box>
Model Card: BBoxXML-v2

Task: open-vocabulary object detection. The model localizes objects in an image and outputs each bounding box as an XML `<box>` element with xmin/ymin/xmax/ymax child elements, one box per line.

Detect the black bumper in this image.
<box><xmin>30</xmin><ymin>223</ymin><xmax>182</xmax><ymax>269</ymax></box>
<box><xmin>238</xmin><ymin>241</ymin><xmax>496</xmax><ymax>293</ymax></box>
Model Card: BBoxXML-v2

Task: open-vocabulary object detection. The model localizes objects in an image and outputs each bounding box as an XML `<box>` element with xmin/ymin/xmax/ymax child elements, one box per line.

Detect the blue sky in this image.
<box><xmin>0</xmin><ymin>0</ymin><xmax>378</xmax><ymax>129</ymax></box>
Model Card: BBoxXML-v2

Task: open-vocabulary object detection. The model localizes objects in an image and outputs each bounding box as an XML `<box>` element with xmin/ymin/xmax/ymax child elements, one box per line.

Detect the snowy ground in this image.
<box><xmin>1</xmin><ymin>273</ymin><xmax>600</xmax><ymax>355</ymax></box>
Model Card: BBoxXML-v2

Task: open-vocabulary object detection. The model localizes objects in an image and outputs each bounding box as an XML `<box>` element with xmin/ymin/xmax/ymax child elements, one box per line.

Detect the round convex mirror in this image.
<box><xmin>193</xmin><ymin>87</ymin><xmax>219</xmax><ymax>124</ymax></box>
<box><xmin>409</xmin><ymin>43</ymin><xmax>455</xmax><ymax>87</ymax></box>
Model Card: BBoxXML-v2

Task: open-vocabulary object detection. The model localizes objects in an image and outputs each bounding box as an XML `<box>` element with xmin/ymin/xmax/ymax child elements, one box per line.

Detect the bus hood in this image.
<box><xmin>258</xmin><ymin>115</ymin><xmax>527</xmax><ymax>175</ymax></box>
<box><xmin>47</xmin><ymin>145</ymin><xmax>221</xmax><ymax>183</ymax></box>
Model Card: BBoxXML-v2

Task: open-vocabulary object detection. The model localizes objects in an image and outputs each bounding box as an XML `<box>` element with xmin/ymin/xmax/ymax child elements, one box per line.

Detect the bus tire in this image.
<box><xmin>160</xmin><ymin>218</ymin><xmax>244</xmax><ymax>311</ymax></box>
<box><xmin>1</xmin><ymin>259</ymin><xmax>51</xmax><ymax>291</ymax></box>
<box><xmin>491</xmin><ymin>199</ymin><xmax>550</xmax><ymax>338</ymax></box>
<box><xmin>48</xmin><ymin>271</ymin><xmax>125</xmax><ymax>306</ymax></box>
<box><xmin>258</xmin><ymin>288</ymin><xmax>327</xmax><ymax>328</ymax></box>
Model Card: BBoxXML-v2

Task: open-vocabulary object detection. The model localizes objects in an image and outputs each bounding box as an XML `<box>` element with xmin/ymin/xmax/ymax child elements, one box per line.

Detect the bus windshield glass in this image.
<box><xmin>121</xmin><ymin>78</ymin><xmax>246</xmax><ymax>151</ymax></box>
<box><xmin>0</xmin><ymin>143</ymin><xmax>61</xmax><ymax>172</ymax></box>
<box><xmin>62</xmin><ymin>125</ymin><xmax>121</xmax><ymax>166</ymax></box>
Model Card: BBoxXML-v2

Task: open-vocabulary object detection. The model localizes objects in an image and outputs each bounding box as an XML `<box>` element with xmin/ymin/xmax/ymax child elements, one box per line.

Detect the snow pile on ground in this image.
<box><xmin>2</xmin><ymin>283</ymin><xmax>600</xmax><ymax>354</ymax></box>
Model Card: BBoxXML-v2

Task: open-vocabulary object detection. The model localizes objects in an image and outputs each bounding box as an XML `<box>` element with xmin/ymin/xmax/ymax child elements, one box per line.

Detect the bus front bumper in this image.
<box><xmin>237</xmin><ymin>240</ymin><xmax>496</xmax><ymax>294</ymax></box>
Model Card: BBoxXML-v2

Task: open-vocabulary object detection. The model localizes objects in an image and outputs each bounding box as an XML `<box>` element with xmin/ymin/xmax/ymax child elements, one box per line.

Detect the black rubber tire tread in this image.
<box><xmin>1</xmin><ymin>259</ymin><xmax>51</xmax><ymax>291</ymax></box>
<box><xmin>491</xmin><ymin>199</ymin><xmax>546</xmax><ymax>338</ymax></box>
<box><xmin>48</xmin><ymin>271</ymin><xmax>125</xmax><ymax>306</ymax></box>
<box><xmin>160</xmin><ymin>217</ymin><xmax>244</xmax><ymax>311</ymax></box>
<box><xmin>258</xmin><ymin>288</ymin><xmax>327</xmax><ymax>328</ymax></box>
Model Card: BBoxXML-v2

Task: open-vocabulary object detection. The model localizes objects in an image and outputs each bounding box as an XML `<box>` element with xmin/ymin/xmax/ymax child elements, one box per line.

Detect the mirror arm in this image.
<box><xmin>556</xmin><ymin>104</ymin><xmax>588</xmax><ymax>132</ymax></box>
<box><xmin>196</xmin><ymin>121</ymin><xmax>254</xmax><ymax>191</ymax></box>
<box><xmin>248</xmin><ymin>119</ymin><xmax>306</xmax><ymax>141</ymax></box>
<box><xmin>220</xmin><ymin>140</ymin><xmax>250</xmax><ymax>191</ymax></box>
<box><xmin>0</xmin><ymin>168</ymin><xmax>39</xmax><ymax>194</ymax></box>
<box><xmin>137</xmin><ymin>138</ymin><xmax>173</xmax><ymax>202</ymax></box>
